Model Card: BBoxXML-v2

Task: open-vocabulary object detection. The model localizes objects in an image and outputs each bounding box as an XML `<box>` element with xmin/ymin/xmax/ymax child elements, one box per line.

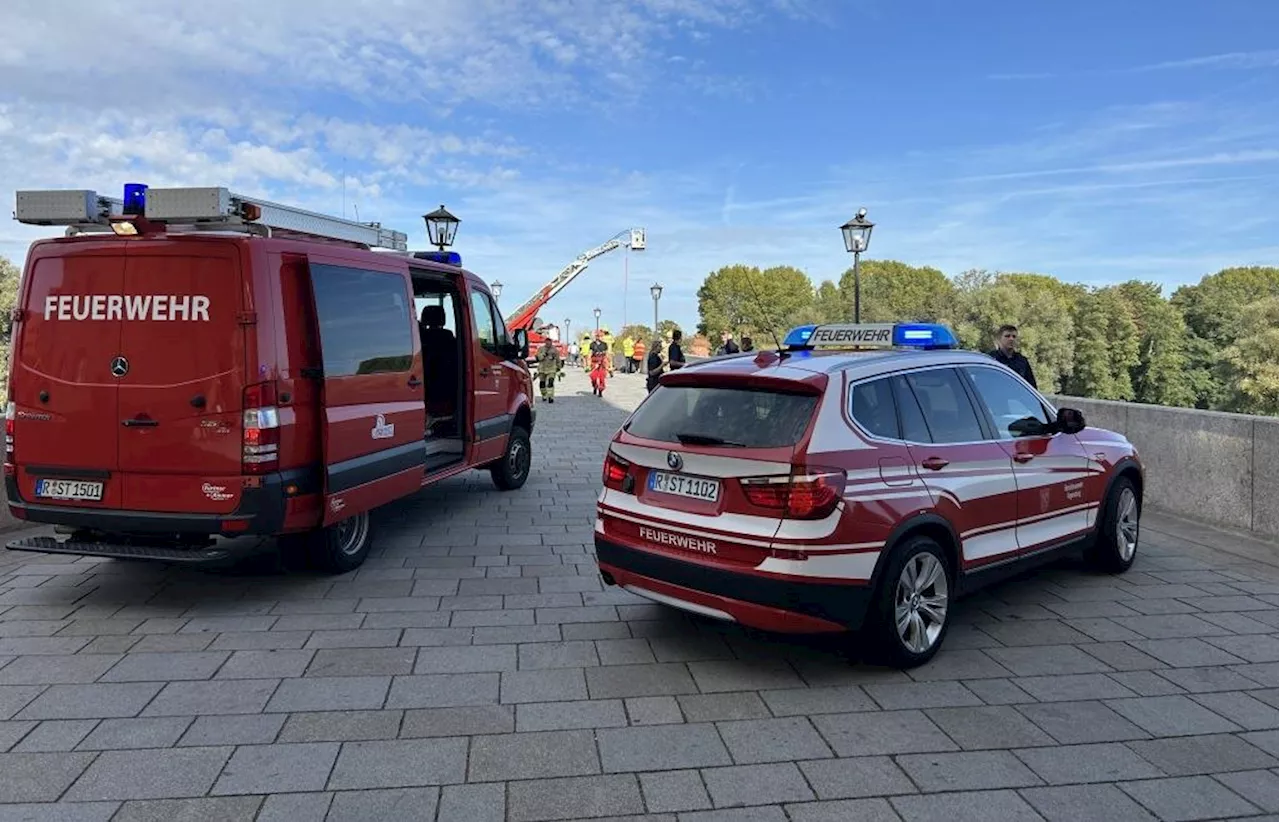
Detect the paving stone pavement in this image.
<box><xmin>0</xmin><ymin>366</ymin><xmax>1275</xmax><ymax>821</ymax></box>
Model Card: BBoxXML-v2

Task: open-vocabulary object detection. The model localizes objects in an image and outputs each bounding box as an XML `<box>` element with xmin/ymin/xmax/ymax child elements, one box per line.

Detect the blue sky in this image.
<box><xmin>1</xmin><ymin>0</ymin><xmax>1276</xmax><ymax>335</ymax></box>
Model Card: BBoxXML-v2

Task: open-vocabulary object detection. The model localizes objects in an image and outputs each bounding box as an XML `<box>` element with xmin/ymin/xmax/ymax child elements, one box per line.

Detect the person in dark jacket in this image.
<box><xmin>667</xmin><ymin>329</ymin><xmax>687</xmax><ymax>370</ymax></box>
<box><xmin>988</xmin><ymin>324</ymin><xmax>1037</xmax><ymax>388</ymax></box>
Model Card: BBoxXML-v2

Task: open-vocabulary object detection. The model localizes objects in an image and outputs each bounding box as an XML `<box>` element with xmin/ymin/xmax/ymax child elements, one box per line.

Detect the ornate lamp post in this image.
<box><xmin>839</xmin><ymin>207</ymin><xmax>875</xmax><ymax>323</ymax></box>
<box><xmin>593</xmin><ymin>306</ymin><xmax>601</xmax><ymax>332</ymax></box>
<box><xmin>423</xmin><ymin>205</ymin><xmax>460</xmax><ymax>251</ymax></box>
<box><xmin>489</xmin><ymin>281</ymin><xmax>503</xmax><ymax>300</ymax></box>
<box><xmin>564</xmin><ymin>317</ymin><xmax>571</xmax><ymax>342</ymax></box>
<box><xmin>649</xmin><ymin>283</ymin><xmax>663</xmax><ymax>340</ymax></box>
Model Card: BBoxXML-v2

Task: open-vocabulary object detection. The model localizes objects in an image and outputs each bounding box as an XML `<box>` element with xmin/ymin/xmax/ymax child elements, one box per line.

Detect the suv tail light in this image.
<box><xmin>242</xmin><ymin>381</ymin><xmax>280</xmax><ymax>474</ymax></box>
<box><xmin>602</xmin><ymin>451</ymin><xmax>633</xmax><ymax>492</ymax></box>
<box><xmin>742</xmin><ymin>467</ymin><xmax>845</xmax><ymax>520</ymax></box>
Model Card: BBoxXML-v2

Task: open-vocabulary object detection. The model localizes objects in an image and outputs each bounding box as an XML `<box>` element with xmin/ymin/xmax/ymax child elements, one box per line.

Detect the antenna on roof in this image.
<box><xmin>741</xmin><ymin>277</ymin><xmax>786</xmax><ymax>361</ymax></box>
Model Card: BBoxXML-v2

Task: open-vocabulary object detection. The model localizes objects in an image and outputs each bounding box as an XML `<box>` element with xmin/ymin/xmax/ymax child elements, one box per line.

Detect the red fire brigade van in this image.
<box><xmin>4</xmin><ymin>185</ymin><xmax>535</xmax><ymax>572</ymax></box>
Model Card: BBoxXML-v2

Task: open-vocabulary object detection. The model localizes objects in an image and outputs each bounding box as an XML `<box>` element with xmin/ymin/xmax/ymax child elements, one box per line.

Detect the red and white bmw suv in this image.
<box><xmin>594</xmin><ymin>322</ymin><xmax>1143</xmax><ymax>667</ymax></box>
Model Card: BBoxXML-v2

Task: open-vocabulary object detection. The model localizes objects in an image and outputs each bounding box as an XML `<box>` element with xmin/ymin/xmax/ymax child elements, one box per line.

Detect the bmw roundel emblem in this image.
<box><xmin>110</xmin><ymin>356</ymin><xmax>130</xmax><ymax>378</ymax></box>
<box><xmin>666</xmin><ymin>451</ymin><xmax>683</xmax><ymax>471</ymax></box>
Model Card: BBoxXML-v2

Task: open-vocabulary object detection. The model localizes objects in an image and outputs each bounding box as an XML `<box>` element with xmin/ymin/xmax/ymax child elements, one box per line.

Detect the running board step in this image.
<box><xmin>6</xmin><ymin>536</ymin><xmax>233</xmax><ymax>563</ymax></box>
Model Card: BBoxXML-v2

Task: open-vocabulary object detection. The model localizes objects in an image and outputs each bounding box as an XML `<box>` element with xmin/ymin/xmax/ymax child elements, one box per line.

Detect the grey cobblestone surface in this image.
<box><xmin>0</xmin><ymin>367</ymin><xmax>1274</xmax><ymax>820</ymax></box>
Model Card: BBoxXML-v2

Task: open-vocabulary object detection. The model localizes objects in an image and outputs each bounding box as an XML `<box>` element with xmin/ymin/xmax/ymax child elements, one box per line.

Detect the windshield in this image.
<box><xmin>625</xmin><ymin>385</ymin><xmax>818</xmax><ymax>448</ymax></box>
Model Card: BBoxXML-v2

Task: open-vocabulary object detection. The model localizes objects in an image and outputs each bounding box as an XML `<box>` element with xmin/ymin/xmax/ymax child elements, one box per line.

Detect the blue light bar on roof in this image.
<box><xmin>782</xmin><ymin>322</ymin><xmax>958</xmax><ymax>351</ymax></box>
<box><xmin>893</xmin><ymin>323</ymin><xmax>958</xmax><ymax>350</ymax></box>
<box><xmin>122</xmin><ymin>183</ymin><xmax>148</xmax><ymax>216</ymax></box>
<box><xmin>414</xmin><ymin>250</ymin><xmax>462</xmax><ymax>266</ymax></box>
<box><xmin>782</xmin><ymin>324</ymin><xmax>817</xmax><ymax>347</ymax></box>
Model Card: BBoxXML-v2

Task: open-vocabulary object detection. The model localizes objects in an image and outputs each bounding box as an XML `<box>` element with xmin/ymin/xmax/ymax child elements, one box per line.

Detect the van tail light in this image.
<box><xmin>4</xmin><ymin>401</ymin><xmax>14</xmax><ymax>466</ymax></box>
<box><xmin>602</xmin><ymin>451</ymin><xmax>633</xmax><ymax>492</ymax></box>
<box><xmin>242</xmin><ymin>381</ymin><xmax>280</xmax><ymax>474</ymax></box>
<box><xmin>741</xmin><ymin>466</ymin><xmax>846</xmax><ymax>520</ymax></box>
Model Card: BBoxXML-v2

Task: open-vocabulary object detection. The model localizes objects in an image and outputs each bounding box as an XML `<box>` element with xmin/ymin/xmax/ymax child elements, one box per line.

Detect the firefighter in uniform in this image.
<box><xmin>535</xmin><ymin>338</ymin><xmax>562</xmax><ymax>403</ymax></box>
<box><xmin>589</xmin><ymin>331</ymin><xmax>611</xmax><ymax>396</ymax></box>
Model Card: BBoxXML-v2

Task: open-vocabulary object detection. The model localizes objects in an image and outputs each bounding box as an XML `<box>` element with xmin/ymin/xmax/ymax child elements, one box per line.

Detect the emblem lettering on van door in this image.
<box><xmin>201</xmin><ymin>483</ymin><xmax>233</xmax><ymax>502</ymax></box>
<box><xmin>329</xmin><ymin>497</ymin><xmax>346</xmax><ymax>513</ymax></box>
<box><xmin>371</xmin><ymin>414</ymin><xmax>395</xmax><ymax>440</ymax></box>
<box><xmin>43</xmin><ymin>295</ymin><xmax>211</xmax><ymax>322</ymax></box>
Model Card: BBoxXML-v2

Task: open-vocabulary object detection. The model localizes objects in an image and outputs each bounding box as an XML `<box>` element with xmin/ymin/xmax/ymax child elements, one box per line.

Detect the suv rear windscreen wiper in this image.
<box><xmin>674</xmin><ymin>432</ymin><xmax>746</xmax><ymax>447</ymax></box>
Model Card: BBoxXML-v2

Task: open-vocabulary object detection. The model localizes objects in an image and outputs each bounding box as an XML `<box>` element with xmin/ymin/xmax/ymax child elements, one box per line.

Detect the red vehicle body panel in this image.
<box><xmin>5</xmin><ymin>231</ymin><xmax>535</xmax><ymax>548</ymax></box>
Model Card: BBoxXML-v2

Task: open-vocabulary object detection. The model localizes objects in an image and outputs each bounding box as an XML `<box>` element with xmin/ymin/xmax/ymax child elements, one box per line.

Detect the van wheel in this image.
<box><xmin>491</xmin><ymin>427</ymin><xmax>532</xmax><ymax>491</ymax></box>
<box><xmin>863</xmin><ymin>536</ymin><xmax>952</xmax><ymax>669</ymax></box>
<box><xmin>283</xmin><ymin>511</ymin><xmax>374</xmax><ymax>574</ymax></box>
<box><xmin>1084</xmin><ymin>476</ymin><xmax>1139</xmax><ymax>574</ymax></box>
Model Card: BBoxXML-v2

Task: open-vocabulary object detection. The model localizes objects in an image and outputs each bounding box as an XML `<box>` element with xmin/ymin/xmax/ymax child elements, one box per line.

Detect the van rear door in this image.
<box><xmin>115</xmin><ymin>241</ymin><xmax>249</xmax><ymax>514</ymax></box>
<box><xmin>305</xmin><ymin>257</ymin><xmax>426</xmax><ymax>524</ymax></box>
<box><xmin>11</xmin><ymin>245</ymin><xmax>126</xmax><ymax>508</ymax></box>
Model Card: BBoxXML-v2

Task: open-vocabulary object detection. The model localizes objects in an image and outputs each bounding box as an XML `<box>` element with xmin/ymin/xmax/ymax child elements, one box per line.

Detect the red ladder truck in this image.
<box><xmin>503</xmin><ymin>228</ymin><xmax>646</xmax><ymax>363</ymax></box>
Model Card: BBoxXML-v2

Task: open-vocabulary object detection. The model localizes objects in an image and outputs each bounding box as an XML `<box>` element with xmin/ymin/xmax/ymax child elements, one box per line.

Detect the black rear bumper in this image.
<box><xmin>594</xmin><ymin>537</ymin><xmax>875</xmax><ymax>630</ymax></box>
<box><xmin>6</xmin><ymin>534</ymin><xmax>252</xmax><ymax>564</ymax></box>
<box><xmin>4</xmin><ymin>467</ymin><xmax>317</xmax><ymax>538</ymax></box>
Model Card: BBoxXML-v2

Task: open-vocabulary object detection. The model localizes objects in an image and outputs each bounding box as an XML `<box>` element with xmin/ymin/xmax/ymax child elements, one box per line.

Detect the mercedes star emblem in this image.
<box><xmin>110</xmin><ymin>356</ymin><xmax>130</xmax><ymax>378</ymax></box>
<box><xmin>666</xmin><ymin>451</ymin><xmax>683</xmax><ymax>471</ymax></box>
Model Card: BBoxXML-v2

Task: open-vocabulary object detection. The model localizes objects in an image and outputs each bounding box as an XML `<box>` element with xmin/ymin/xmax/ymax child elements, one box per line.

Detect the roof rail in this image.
<box><xmin>14</xmin><ymin>185</ymin><xmax>409</xmax><ymax>251</ymax></box>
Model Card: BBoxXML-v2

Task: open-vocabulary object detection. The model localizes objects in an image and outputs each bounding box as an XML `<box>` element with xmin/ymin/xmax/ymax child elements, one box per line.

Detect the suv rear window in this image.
<box><xmin>626</xmin><ymin>386</ymin><xmax>817</xmax><ymax>448</ymax></box>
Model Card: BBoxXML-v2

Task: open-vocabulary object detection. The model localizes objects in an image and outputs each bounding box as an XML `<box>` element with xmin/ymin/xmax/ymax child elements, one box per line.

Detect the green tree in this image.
<box><xmin>1065</xmin><ymin>287</ymin><xmax>1140</xmax><ymax>400</ymax></box>
<box><xmin>1172</xmin><ymin>266</ymin><xmax>1280</xmax><ymax>412</ymax></box>
<box><xmin>0</xmin><ymin>256</ymin><xmax>19</xmax><ymax>398</ymax></box>
<box><xmin>1222</xmin><ymin>296</ymin><xmax>1279</xmax><ymax>415</ymax></box>
<box><xmin>812</xmin><ymin>280</ymin><xmax>844</xmax><ymax>323</ymax></box>
<box><xmin>696</xmin><ymin>264</ymin><xmax>814</xmax><ymax>341</ymax></box>
<box><xmin>836</xmin><ymin>260</ymin><xmax>955</xmax><ymax>324</ymax></box>
<box><xmin>1112</xmin><ymin>281</ymin><xmax>1194</xmax><ymax>407</ymax></box>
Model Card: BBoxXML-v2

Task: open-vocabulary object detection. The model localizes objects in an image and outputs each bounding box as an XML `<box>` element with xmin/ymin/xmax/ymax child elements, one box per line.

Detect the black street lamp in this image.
<box><xmin>840</xmin><ymin>207</ymin><xmax>875</xmax><ymax>323</ymax></box>
<box><xmin>593</xmin><ymin>307</ymin><xmax>601</xmax><ymax>332</ymax></box>
<box><xmin>649</xmin><ymin>283</ymin><xmax>663</xmax><ymax>340</ymax></box>
<box><xmin>488</xmin><ymin>281</ymin><xmax>503</xmax><ymax>300</ymax></box>
<box><xmin>423</xmin><ymin>204</ymin><xmax>460</xmax><ymax>251</ymax></box>
<box><xmin>564</xmin><ymin>318</ymin><xmax>571</xmax><ymax>342</ymax></box>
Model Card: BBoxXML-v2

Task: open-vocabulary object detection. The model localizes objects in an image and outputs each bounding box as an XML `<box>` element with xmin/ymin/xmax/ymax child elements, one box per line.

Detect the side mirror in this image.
<box><xmin>1056</xmin><ymin>407</ymin><xmax>1086</xmax><ymax>435</ymax></box>
<box><xmin>511</xmin><ymin>328</ymin><xmax>530</xmax><ymax>361</ymax></box>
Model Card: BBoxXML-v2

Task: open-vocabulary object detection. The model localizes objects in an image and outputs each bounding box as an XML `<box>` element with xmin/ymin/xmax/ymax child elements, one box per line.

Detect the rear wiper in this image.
<box><xmin>674</xmin><ymin>432</ymin><xmax>746</xmax><ymax>447</ymax></box>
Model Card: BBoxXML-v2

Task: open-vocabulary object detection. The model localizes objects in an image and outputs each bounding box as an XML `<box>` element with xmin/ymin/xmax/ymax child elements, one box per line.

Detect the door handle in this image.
<box><xmin>122</xmin><ymin>417</ymin><xmax>159</xmax><ymax>428</ymax></box>
<box><xmin>1013</xmin><ymin>452</ymin><xmax>1035</xmax><ymax>463</ymax></box>
<box><xmin>407</xmin><ymin>376</ymin><xmax>423</xmax><ymax>388</ymax></box>
<box><xmin>920</xmin><ymin>457</ymin><xmax>949</xmax><ymax>471</ymax></box>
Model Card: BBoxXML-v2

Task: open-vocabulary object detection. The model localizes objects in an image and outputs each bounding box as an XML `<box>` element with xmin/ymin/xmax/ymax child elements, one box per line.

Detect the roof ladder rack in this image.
<box><xmin>14</xmin><ymin>186</ymin><xmax>409</xmax><ymax>251</ymax></box>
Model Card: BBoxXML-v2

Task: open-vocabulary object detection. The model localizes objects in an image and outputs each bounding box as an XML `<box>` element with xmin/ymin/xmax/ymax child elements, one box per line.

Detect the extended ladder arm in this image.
<box><xmin>504</xmin><ymin>228</ymin><xmax>645</xmax><ymax>330</ymax></box>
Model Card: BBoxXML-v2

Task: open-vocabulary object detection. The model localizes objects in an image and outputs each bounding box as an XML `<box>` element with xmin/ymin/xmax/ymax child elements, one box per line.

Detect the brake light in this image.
<box><xmin>4</xmin><ymin>402</ymin><xmax>14</xmax><ymax>464</ymax></box>
<box><xmin>602</xmin><ymin>451</ymin><xmax>632</xmax><ymax>491</ymax></box>
<box><xmin>242</xmin><ymin>382</ymin><xmax>280</xmax><ymax>474</ymax></box>
<box><xmin>742</xmin><ymin>467</ymin><xmax>845</xmax><ymax>519</ymax></box>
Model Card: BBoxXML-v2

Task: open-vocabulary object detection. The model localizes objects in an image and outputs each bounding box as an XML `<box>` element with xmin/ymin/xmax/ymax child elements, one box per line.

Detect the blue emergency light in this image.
<box><xmin>414</xmin><ymin>250</ymin><xmax>462</xmax><ymax>266</ymax></box>
<box><xmin>783</xmin><ymin>322</ymin><xmax>957</xmax><ymax>351</ymax></box>
<box><xmin>122</xmin><ymin>183</ymin><xmax>148</xmax><ymax>216</ymax></box>
<box><xmin>782</xmin><ymin>324</ymin><xmax>817</xmax><ymax>347</ymax></box>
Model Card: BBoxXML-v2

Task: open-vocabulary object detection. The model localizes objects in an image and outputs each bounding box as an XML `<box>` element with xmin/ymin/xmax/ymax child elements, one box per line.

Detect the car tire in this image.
<box><xmin>491</xmin><ymin>426</ymin><xmax>532</xmax><ymax>491</ymax></box>
<box><xmin>1084</xmin><ymin>476</ymin><xmax>1140</xmax><ymax>574</ymax></box>
<box><xmin>284</xmin><ymin>511</ymin><xmax>375</xmax><ymax>574</ymax></box>
<box><xmin>864</xmin><ymin>536</ymin><xmax>952</xmax><ymax>669</ymax></box>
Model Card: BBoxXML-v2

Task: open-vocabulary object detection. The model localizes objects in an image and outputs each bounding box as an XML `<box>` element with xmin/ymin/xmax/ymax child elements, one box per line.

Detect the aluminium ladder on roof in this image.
<box><xmin>14</xmin><ymin>186</ymin><xmax>409</xmax><ymax>252</ymax></box>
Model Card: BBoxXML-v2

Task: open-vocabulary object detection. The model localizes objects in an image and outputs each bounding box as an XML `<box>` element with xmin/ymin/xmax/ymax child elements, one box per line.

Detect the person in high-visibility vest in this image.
<box><xmin>632</xmin><ymin>338</ymin><xmax>647</xmax><ymax>374</ymax></box>
<box><xmin>588</xmin><ymin>331</ymin><xmax>610</xmax><ymax>396</ymax></box>
<box><xmin>621</xmin><ymin>336</ymin><xmax>635</xmax><ymax>373</ymax></box>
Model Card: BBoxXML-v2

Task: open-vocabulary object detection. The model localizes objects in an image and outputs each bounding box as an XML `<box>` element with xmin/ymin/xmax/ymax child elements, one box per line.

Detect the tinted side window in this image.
<box><xmin>891</xmin><ymin>375</ymin><xmax>933</xmax><ymax>443</ymax></box>
<box><xmin>469</xmin><ymin>290</ymin><xmax>496</xmax><ymax>352</ymax></box>
<box><xmin>903</xmin><ymin>368</ymin><xmax>985</xmax><ymax>444</ymax></box>
<box><xmin>963</xmin><ymin>366</ymin><xmax>1053</xmax><ymax>439</ymax></box>
<box><xmin>488</xmin><ymin>296</ymin><xmax>510</xmax><ymax>347</ymax></box>
<box><xmin>310</xmin><ymin>264</ymin><xmax>413</xmax><ymax>377</ymax></box>
<box><xmin>849</xmin><ymin>378</ymin><xmax>899</xmax><ymax>440</ymax></box>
